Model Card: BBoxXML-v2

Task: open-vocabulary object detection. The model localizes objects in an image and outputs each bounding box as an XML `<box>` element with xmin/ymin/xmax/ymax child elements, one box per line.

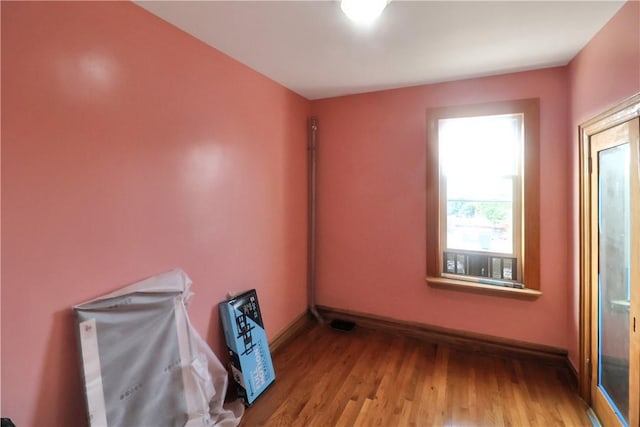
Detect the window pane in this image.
<box><xmin>446</xmin><ymin>176</ymin><xmax>513</xmax><ymax>254</ymax></box>
<box><xmin>439</xmin><ymin>114</ymin><xmax>521</xmax><ymax>177</ymax></box>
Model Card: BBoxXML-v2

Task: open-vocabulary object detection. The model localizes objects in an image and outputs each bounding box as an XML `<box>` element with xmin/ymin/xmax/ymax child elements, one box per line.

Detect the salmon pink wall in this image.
<box><xmin>311</xmin><ymin>67</ymin><xmax>571</xmax><ymax>349</ymax></box>
<box><xmin>1</xmin><ymin>2</ymin><xmax>309</xmax><ymax>426</ymax></box>
<box><xmin>567</xmin><ymin>1</ymin><xmax>640</xmax><ymax>369</ymax></box>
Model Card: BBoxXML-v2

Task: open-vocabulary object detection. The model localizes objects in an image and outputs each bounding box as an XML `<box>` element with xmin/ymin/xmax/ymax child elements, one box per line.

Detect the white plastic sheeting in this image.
<box><xmin>73</xmin><ymin>269</ymin><xmax>244</xmax><ymax>427</ymax></box>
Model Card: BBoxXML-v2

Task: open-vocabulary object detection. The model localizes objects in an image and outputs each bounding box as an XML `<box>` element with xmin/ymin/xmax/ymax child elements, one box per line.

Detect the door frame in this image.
<box><xmin>579</xmin><ymin>93</ymin><xmax>640</xmax><ymax>414</ymax></box>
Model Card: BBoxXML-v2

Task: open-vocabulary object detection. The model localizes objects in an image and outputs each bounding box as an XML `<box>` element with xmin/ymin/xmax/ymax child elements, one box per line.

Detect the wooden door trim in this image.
<box><xmin>578</xmin><ymin>93</ymin><xmax>640</xmax><ymax>405</ymax></box>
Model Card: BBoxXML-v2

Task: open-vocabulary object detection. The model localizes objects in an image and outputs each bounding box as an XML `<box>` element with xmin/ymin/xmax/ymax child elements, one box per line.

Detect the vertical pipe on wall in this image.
<box><xmin>308</xmin><ymin>117</ymin><xmax>324</xmax><ymax>323</ymax></box>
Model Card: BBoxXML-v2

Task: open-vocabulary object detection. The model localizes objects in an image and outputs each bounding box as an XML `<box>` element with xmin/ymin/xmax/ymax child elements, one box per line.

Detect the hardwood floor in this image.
<box><xmin>240</xmin><ymin>319</ymin><xmax>591</xmax><ymax>426</ymax></box>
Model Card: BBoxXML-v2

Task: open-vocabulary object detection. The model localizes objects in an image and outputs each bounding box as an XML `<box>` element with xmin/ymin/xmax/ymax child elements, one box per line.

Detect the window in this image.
<box><xmin>426</xmin><ymin>99</ymin><xmax>540</xmax><ymax>298</ymax></box>
<box><xmin>440</xmin><ymin>113</ymin><xmax>522</xmax><ymax>281</ymax></box>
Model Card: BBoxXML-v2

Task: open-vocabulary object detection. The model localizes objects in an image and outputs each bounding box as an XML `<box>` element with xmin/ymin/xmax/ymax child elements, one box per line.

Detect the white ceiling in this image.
<box><xmin>135</xmin><ymin>1</ymin><xmax>625</xmax><ymax>100</ymax></box>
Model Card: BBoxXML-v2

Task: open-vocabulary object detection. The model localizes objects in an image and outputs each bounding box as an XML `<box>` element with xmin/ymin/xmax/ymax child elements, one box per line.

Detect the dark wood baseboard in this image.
<box><xmin>317</xmin><ymin>305</ymin><xmax>569</xmax><ymax>367</ymax></box>
<box><xmin>566</xmin><ymin>357</ymin><xmax>580</xmax><ymax>391</ymax></box>
<box><xmin>268</xmin><ymin>311</ymin><xmax>313</xmax><ymax>355</ymax></box>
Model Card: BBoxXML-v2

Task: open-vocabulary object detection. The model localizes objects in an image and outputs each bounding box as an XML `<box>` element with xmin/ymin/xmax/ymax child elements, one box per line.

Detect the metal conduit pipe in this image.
<box><xmin>308</xmin><ymin>117</ymin><xmax>324</xmax><ymax>324</ymax></box>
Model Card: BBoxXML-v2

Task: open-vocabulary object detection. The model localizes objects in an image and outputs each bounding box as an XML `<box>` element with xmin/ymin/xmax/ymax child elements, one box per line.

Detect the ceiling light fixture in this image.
<box><xmin>341</xmin><ymin>0</ymin><xmax>389</xmax><ymax>24</ymax></box>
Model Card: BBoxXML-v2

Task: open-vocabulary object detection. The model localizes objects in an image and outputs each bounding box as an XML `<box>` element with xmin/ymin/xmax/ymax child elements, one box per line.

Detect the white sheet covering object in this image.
<box><xmin>73</xmin><ymin>269</ymin><xmax>244</xmax><ymax>427</ymax></box>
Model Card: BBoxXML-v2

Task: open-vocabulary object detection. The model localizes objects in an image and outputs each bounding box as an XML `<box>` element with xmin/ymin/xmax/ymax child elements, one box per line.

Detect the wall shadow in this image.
<box><xmin>32</xmin><ymin>308</ymin><xmax>86</xmax><ymax>427</ymax></box>
<box><xmin>206</xmin><ymin>307</ymin><xmax>227</xmax><ymax>364</ymax></box>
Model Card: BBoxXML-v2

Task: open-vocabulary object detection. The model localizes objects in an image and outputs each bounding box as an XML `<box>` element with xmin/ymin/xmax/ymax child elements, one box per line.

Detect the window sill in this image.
<box><xmin>426</xmin><ymin>276</ymin><xmax>542</xmax><ymax>300</ymax></box>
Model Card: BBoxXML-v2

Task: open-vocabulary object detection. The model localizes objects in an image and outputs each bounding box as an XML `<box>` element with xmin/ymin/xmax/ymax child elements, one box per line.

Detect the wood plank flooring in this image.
<box><xmin>240</xmin><ymin>320</ymin><xmax>591</xmax><ymax>426</ymax></box>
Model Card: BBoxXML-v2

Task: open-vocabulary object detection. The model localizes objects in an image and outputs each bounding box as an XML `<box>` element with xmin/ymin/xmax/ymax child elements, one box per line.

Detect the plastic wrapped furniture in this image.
<box><xmin>73</xmin><ymin>269</ymin><xmax>243</xmax><ymax>427</ymax></box>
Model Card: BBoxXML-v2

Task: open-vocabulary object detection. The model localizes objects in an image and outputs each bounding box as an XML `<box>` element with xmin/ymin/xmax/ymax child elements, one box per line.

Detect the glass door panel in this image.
<box><xmin>598</xmin><ymin>143</ymin><xmax>630</xmax><ymax>426</ymax></box>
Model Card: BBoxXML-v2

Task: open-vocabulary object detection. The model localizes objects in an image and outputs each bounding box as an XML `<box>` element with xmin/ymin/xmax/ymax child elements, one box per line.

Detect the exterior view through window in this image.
<box><xmin>439</xmin><ymin>113</ymin><xmax>523</xmax><ymax>283</ymax></box>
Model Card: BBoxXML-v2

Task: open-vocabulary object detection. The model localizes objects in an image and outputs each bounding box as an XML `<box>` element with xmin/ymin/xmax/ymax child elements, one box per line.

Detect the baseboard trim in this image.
<box><xmin>317</xmin><ymin>305</ymin><xmax>568</xmax><ymax>366</ymax></box>
<box><xmin>567</xmin><ymin>357</ymin><xmax>580</xmax><ymax>391</ymax></box>
<box><xmin>268</xmin><ymin>311</ymin><xmax>313</xmax><ymax>355</ymax></box>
